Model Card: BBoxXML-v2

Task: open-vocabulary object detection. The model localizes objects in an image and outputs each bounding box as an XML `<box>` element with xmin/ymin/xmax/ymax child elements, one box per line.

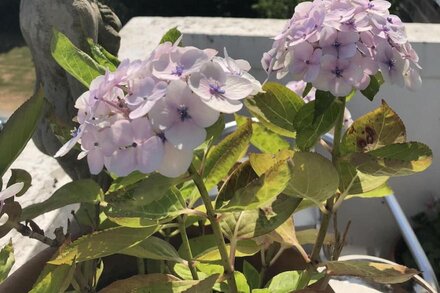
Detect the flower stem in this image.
<box><xmin>309</xmin><ymin>200</ymin><xmax>333</xmax><ymax>263</ymax></box>
<box><xmin>12</xmin><ymin>222</ymin><xmax>58</xmax><ymax>247</ymax></box>
<box><xmin>136</xmin><ymin>258</ymin><xmax>145</xmax><ymax>275</ymax></box>
<box><xmin>331</xmin><ymin>96</ymin><xmax>347</xmax><ymax>161</ymax></box>
<box><xmin>309</xmin><ymin>96</ymin><xmax>348</xmax><ymax>289</ymax></box>
<box><xmin>188</xmin><ymin>164</ymin><xmax>238</xmax><ymax>293</ymax></box>
<box><xmin>178</xmin><ymin>216</ymin><xmax>199</xmax><ymax>280</ymax></box>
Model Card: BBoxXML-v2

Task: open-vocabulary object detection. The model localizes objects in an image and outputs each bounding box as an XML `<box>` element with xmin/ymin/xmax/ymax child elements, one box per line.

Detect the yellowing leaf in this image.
<box><xmin>325</xmin><ymin>260</ymin><xmax>419</xmax><ymax>284</ymax></box>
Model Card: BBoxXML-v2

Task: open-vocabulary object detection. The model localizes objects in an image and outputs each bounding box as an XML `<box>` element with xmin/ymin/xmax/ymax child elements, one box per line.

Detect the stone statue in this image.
<box><xmin>19</xmin><ymin>0</ymin><xmax>121</xmax><ymax>180</ymax></box>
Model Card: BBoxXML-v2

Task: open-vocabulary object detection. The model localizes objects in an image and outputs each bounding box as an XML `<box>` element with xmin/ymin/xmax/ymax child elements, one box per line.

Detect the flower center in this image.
<box><xmin>387</xmin><ymin>17</ymin><xmax>393</xmax><ymax>24</ymax></box>
<box><xmin>172</xmin><ymin>65</ymin><xmax>185</xmax><ymax>76</ymax></box>
<box><xmin>209</xmin><ymin>83</ymin><xmax>226</xmax><ymax>95</ymax></box>
<box><xmin>387</xmin><ymin>59</ymin><xmax>396</xmax><ymax>70</ymax></box>
<box><xmin>157</xmin><ymin>132</ymin><xmax>166</xmax><ymax>143</ymax></box>
<box><xmin>333</xmin><ymin>41</ymin><xmax>341</xmax><ymax>48</ymax></box>
<box><xmin>344</xmin><ymin>18</ymin><xmax>356</xmax><ymax>28</ymax></box>
<box><xmin>332</xmin><ymin>67</ymin><xmax>344</xmax><ymax>78</ymax></box>
<box><xmin>367</xmin><ymin>2</ymin><xmax>374</xmax><ymax>9</ymax></box>
<box><xmin>177</xmin><ymin>105</ymin><xmax>191</xmax><ymax>121</ymax></box>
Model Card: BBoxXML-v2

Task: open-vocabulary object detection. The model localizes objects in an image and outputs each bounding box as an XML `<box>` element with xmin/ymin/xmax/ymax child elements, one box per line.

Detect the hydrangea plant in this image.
<box><xmin>0</xmin><ymin>1</ymin><xmax>435</xmax><ymax>292</ymax></box>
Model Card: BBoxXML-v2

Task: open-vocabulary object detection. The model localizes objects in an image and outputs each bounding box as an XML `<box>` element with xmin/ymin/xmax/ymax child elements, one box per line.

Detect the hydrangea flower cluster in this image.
<box><xmin>56</xmin><ymin>41</ymin><xmax>262</xmax><ymax>178</ymax></box>
<box><xmin>262</xmin><ymin>0</ymin><xmax>422</xmax><ymax>96</ymax></box>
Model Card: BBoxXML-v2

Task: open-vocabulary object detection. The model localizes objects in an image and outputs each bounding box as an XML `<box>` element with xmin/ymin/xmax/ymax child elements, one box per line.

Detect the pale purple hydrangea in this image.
<box><xmin>189</xmin><ymin>62</ymin><xmax>255</xmax><ymax>113</ymax></box>
<box><xmin>56</xmin><ymin>40</ymin><xmax>262</xmax><ymax>178</ymax></box>
<box><xmin>263</xmin><ymin>0</ymin><xmax>422</xmax><ymax>96</ymax></box>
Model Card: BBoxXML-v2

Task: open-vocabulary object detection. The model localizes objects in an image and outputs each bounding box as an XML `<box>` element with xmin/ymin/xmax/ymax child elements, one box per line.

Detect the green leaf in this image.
<box><xmin>21</xmin><ymin>179</ymin><xmax>102</xmax><ymax>220</ymax></box>
<box><xmin>178</xmin><ymin>235</ymin><xmax>259</xmax><ymax>262</ymax></box>
<box><xmin>160</xmin><ymin>27</ymin><xmax>182</xmax><ymax>45</ymax></box>
<box><xmin>244</xmin><ymin>82</ymin><xmax>304</xmax><ymax>138</ymax></box>
<box><xmin>99</xmin><ymin>274</ymin><xmax>211</xmax><ymax>293</ymax></box>
<box><xmin>105</xmin><ymin>173</ymin><xmax>182</xmax><ymax>210</ymax></box>
<box><xmin>294</xmin><ymin>99</ymin><xmax>342</xmax><ymax>151</ymax></box>
<box><xmin>87</xmin><ymin>38</ymin><xmax>119</xmax><ymax>71</ymax></box>
<box><xmin>205</xmin><ymin>114</ymin><xmax>225</xmax><ymax>143</ymax></box>
<box><xmin>218</xmin><ymin>160</ymin><xmax>291</xmax><ymax>212</ymax></box>
<box><xmin>106</xmin><ymin>171</ymin><xmax>148</xmax><ymax>194</ymax></box>
<box><xmin>0</xmin><ymin>241</ymin><xmax>14</xmax><ymax>282</ymax></box>
<box><xmin>0</xmin><ymin>203</ymin><xmax>22</xmax><ymax>238</ymax></box>
<box><xmin>173</xmin><ymin>263</ymin><xmax>207</xmax><ymax>280</ymax></box>
<box><xmin>249</xmin><ymin>150</ymin><xmax>294</xmax><ymax>177</ymax></box>
<box><xmin>284</xmin><ymin>152</ymin><xmax>339</xmax><ymax>205</ymax></box>
<box><xmin>7</xmin><ymin>169</ymin><xmax>32</xmax><ymax>197</ymax></box>
<box><xmin>49</xmin><ymin>226</ymin><xmax>157</xmax><ymax>265</ymax></box>
<box><xmin>296</xmin><ymin>229</ymin><xmax>335</xmax><ymax>246</ymax></box>
<box><xmin>313</xmin><ymin>90</ymin><xmax>336</xmax><ymax>120</ymax></box>
<box><xmin>51</xmin><ymin>29</ymin><xmax>105</xmax><ymax>87</ymax></box>
<box><xmin>220</xmin><ymin>272</ymin><xmax>250</xmax><ymax>293</ymax></box>
<box><xmin>216</xmin><ymin>161</ymin><xmax>258</xmax><ymax>209</ymax></box>
<box><xmin>266</xmin><ymin>271</ymin><xmax>301</xmax><ymax>292</ymax></box>
<box><xmin>361</xmin><ymin>75</ymin><xmax>381</xmax><ymax>101</ymax></box>
<box><xmin>335</xmin><ymin>159</ymin><xmax>389</xmax><ymax>194</ymax></box>
<box><xmin>220</xmin><ymin>194</ymin><xmax>302</xmax><ymax>240</ymax></box>
<box><xmin>325</xmin><ymin>260</ymin><xmax>419</xmax><ymax>284</ymax></box>
<box><xmin>243</xmin><ymin>260</ymin><xmax>260</xmax><ymax>290</ymax></box>
<box><xmin>302</xmin><ymin>83</ymin><xmax>313</xmax><ymax>98</ymax></box>
<box><xmin>104</xmin><ymin>185</ymin><xmax>189</xmax><ymax>227</ymax></box>
<box><xmin>0</xmin><ymin>88</ymin><xmax>46</xmax><ymax>177</ymax></box>
<box><xmin>196</xmin><ymin>239</ymin><xmax>260</xmax><ymax>262</ymax></box>
<box><xmin>121</xmin><ymin>236</ymin><xmax>185</xmax><ymax>263</ymax></box>
<box><xmin>235</xmin><ymin>114</ymin><xmax>289</xmax><ymax>154</ymax></box>
<box><xmin>30</xmin><ymin>263</ymin><xmax>76</xmax><ymax>293</ymax></box>
<box><xmin>263</xmin><ymin>218</ymin><xmax>309</xmax><ymax>261</ymax></box>
<box><xmin>173</xmin><ymin>264</ymin><xmax>223</xmax><ymax>291</ymax></box>
<box><xmin>341</xmin><ymin>100</ymin><xmax>406</xmax><ymax>154</ymax></box>
<box><xmin>183</xmin><ymin>274</ymin><xmax>219</xmax><ymax>293</ymax></box>
<box><xmin>204</xmin><ymin>119</ymin><xmax>252</xmax><ymax>190</ymax></box>
<box><xmin>347</xmin><ymin>183</ymin><xmax>393</xmax><ymax>199</ymax></box>
<box><xmin>347</xmin><ymin>142</ymin><xmax>432</xmax><ymax>177</ymax></box>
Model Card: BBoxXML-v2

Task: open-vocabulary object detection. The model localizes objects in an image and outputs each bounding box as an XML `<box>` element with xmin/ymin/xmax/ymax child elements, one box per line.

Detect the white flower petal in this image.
<box><xmin>165</xmin><ymin>121</ymin><xmax>206</xmax><ymax>150</ymax></box>
<box><xmin>137</xmin><ymin>136</ymin><xmax>164</xmax><ymax>173</ymax></box>
<box><xmin>186</xmin><ymin>97</ymin><xmax>220</xmax><ymax>128</ymax></box>
<box><xmin>109</xmin><ymin>120</ymin><xmax>134</xmax><ymax>147</ymax></box>
<box><xmin>149</xmin><ymin>99</ymin><xmax>176</xmax><ymax>130</ymax></box>
<box><xmin>0</xmin><ymin>182</ymin><xmax>24</xmax><ymax>201</ymax></box>
<box><xmin>223</xmin><ymin>76</ymin><xmax>254</xmax><ymax>101</ymax></box>
<box><xmin>131</xmin><ymin>117</ymin><xmax>154</xmax><ymax>142</ymax></box>
<box><xmin>105</xmin><ymin>148</ymin><xmax>136</xmax><ymax>177</ymax></box>
<box><xmin>87</xmin><ymin>149</ymin><xmax>105</xmax><ymax>175</ymax></box>
<box><xmin>158</xmin><ymin>143</ymin><xmax>193</xmax><ymax>178</ymax></box>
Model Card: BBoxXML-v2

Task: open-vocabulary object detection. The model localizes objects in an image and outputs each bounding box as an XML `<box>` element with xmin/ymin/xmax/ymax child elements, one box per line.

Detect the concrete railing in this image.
<box><xmin>119</xmin><ymin>17</ymin><xmax>440</xmax><ymax>256</ymax></box>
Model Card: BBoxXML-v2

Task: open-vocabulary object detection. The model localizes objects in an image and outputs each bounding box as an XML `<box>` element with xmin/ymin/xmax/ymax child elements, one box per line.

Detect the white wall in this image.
<box><xmin>119</xmin><ymin>17</ymin><xmax>440</xmax><ymax>255</ymax></box>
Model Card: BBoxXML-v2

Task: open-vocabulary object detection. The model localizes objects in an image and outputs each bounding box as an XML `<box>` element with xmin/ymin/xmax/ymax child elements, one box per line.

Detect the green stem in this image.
<box><xmin>259</xmin><ymin>249</ymin><xmax>268</xmax><ymax>288</ymax></box>
<box><xmin>331</xmin><ymin>96</ymin><xmax>347</xmax><ymax>161</ymax></box>
<box><xmin>306</xmin><ymin>95</ymin><xmax>347</xmax><ymax>289</ymax></box>
<box><xmin>188</xmin><ymin>164</ymin><xmax>238</xmax><ymax>293</ymax></box>
<box><xmin>178</xmin><ymin>216</ymin><xmax>199</xmax><ymax>280</ymax></box>
<box><xmin>137</xmin><ymin>258</ymin><xmax>145</xmax><ymax>275</ymax></box>
<box><xmin>309</xmin><ymin>200</ymin><xmax>333</xmax><ymax>264</ymax></box>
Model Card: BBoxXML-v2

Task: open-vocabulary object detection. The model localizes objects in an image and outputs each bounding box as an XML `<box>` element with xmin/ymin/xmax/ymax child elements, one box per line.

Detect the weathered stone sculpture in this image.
<box><xmin>19</xmin><ymin>0</ymin><xmax>121</xmax><ymax>180</ymax></box>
